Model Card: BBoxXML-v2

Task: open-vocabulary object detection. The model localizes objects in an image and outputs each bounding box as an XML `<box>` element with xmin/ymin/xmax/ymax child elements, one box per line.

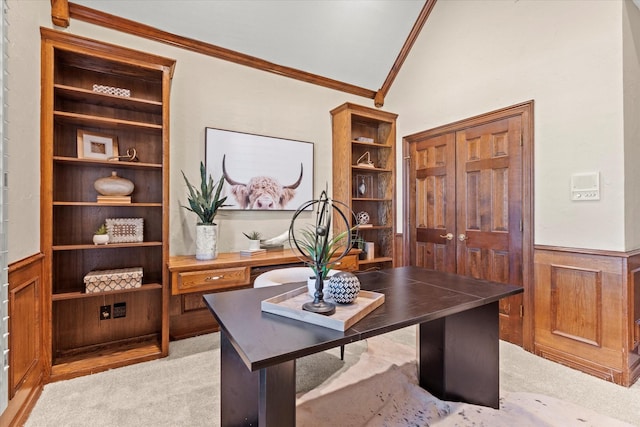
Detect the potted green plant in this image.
<box><xmin>181</xmin><ymin>161</ymin><xmax>228</xmax><ymax>260</ymax></box>
<box><xmin>297</xmin><ymin>225</ymin><xmax>349</xmax><ymax>279</ymax></box>
<box><xmin>295</xmin><ymin>224</ymin><xmax>352</xmax><ymax>297</ymax></box>
<box><xmin>289</xmin><ymin>190</ymin><xmax>356</xmax><ymax>313</ymax></box>
<box><xmin>243</xmin><ymin>231</ymin><xmax>262</xmax><ymax>251</ymax></box>
<box><xmin>93</xmin><ymin>223</ymin><xmax>109</xmax><ymax>245</ymax></box>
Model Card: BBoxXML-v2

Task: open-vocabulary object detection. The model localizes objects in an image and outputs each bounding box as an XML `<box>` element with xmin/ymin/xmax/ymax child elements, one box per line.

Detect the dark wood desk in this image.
<box><xmin>203</xmin><ymin>266</ymin><xmax>523</xmax><ymax>426</ymax></box>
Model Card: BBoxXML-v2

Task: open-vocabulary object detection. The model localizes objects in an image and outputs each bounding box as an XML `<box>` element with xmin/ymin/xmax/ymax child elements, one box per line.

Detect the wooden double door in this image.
<box><xmin>404</xmin><ymin>102</ymin><xmax>533</xmax><ymax>346</ymax></box>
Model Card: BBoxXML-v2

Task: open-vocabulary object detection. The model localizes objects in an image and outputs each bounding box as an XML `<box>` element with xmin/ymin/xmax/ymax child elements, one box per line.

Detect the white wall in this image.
<box><xmin>7</xmin><ymin>0</ymin><xmax>639</xmax><ymax>261</ymax></box>
<box><xmin>385</xmin><ymin>0</ymin><xmax>627</xmax><ymax>251</ymax></box>
<box><xmin>6</xmin><ymin>0</ymin><xmax>371</xmax><ymax>261</ymax></box>
<box><xmin>623</xmin><ymin>0</ymin><xmax>640</xmax><ymax>250</ymax></box>
<box><xmin>6</xmin><ymin>0</ymin><xmax>49</xmax><ymax>262</ymax></box>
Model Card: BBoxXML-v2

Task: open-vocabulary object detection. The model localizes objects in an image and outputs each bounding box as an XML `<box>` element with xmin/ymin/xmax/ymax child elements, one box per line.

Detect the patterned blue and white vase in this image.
<box><xmin>328</xmin><ymin>272</ymin><xmax>361</xmax><ymax>304</ymax></box>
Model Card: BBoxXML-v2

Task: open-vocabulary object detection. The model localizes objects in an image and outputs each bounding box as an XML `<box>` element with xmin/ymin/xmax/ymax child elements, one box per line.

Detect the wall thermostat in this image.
<box><xmin>571</xmin><ymin>172</ymin><xmax>600</xmax><ymax>201</ymax></box>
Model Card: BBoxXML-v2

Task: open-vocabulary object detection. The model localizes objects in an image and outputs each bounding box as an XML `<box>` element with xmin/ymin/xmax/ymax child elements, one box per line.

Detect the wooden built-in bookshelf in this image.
<box><xmin>40</xmin><ymin>28</ymin><xmax>175</xmax><ymax>381</ymax></box>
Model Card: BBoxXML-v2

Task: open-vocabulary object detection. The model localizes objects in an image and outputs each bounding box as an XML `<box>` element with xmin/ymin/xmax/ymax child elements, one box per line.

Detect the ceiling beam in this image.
<box><xmin>66</xmin><ymin>2</ymin><xmax>378</xmax><ymax>100</ymax></box>
<box><xmin>375</xmin><ymin>0</ymin><xmax>437</xmax><ymax>108</ymax></box>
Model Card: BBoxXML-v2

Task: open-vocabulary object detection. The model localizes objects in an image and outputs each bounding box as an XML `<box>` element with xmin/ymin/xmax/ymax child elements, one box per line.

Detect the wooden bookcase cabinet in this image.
<box><xmin>331</xmin><ymin>103</ymin><xmax>398</xmax><ymax>270</ymax></box>
<box><xmin>40</xmin><ymin>28</ymin><xmax>175</xmax><ymax>381</ymax></box>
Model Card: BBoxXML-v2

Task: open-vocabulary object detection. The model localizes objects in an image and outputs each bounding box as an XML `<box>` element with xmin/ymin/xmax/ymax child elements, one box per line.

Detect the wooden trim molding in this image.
<box><xmin>375</xmin><ymin>0</ymin><xmax>437</xmax><ymax>107</ymax></box>
<box><xmin>535</xmin><ymin>244</ymin><xmax>640</xmax><ymax>258</ymax></box>
<box><xmin>0</xmin><ymin>254</ymin><xmax>44</xmax><ymax>427</ymax></box>
<box><xmin>394</xmin><ymin>233</ymin><xmax>404</xmax><ymax>267</ymax></box>
<box><xmin>50</xmin><ymin>0</ymin><xmax>69</xmax><ymax>28</ymax></box>
<box><xmin>40</xmin><ymin>27</ymin><xmax>176</xmax><ymax>75</ymax></box>
<box><xmin>66</xmin><ymin>2</ymin><xmax>377</xmax><ymax>100</ymax></box>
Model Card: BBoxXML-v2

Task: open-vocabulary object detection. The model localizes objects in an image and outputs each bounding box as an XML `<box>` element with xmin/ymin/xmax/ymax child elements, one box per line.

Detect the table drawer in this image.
<box><xmin>332</xmin><ymin>254</ymin><xmax>359</xmax><ymax>272</ymax></box>
<box><xmin>172</xmin><ymin>266</ymin><xmax>250</xmax><ymax>295</ymax></box>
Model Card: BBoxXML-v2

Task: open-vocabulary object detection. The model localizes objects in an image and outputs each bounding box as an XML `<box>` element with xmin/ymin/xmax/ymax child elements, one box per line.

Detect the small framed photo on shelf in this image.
<box><xmin>77</xmin><ymin>130</ymin><xmax>119</xmax><ymax>161</ymax></box>
<box><xmin>105</xmin><ymin>217</ymin><xmax>143</xmax><ymax>243</ymax></box>
<box><xmin>355</xmin><ymin>174</ymin><xmax>373</xmax><ymax>198</ymax></box>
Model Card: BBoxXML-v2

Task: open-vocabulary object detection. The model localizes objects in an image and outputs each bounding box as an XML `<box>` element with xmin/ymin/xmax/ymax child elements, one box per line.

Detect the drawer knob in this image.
<box><xmin>205</xmin><ymin>275</ymin><xmax>223</xmax><ymax>281</ymax></box>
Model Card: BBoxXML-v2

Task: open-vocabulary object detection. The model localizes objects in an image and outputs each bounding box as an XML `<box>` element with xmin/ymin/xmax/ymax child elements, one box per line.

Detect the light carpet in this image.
<box><xmin>25</xmin><ymin>327</ymin><xmax>640</xmax><ymax>426</ymax></box>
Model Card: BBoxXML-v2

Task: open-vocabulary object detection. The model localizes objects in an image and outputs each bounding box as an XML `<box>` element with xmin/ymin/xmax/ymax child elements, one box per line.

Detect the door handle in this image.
<box><xmin>458</xmin><ymin>234</ymin><xmax>468</xmax><ymax>242</ymax></box>
<box><xmin>439</xmin><ymin>233</ymin><xmax>453</xmax><ymax>241</ymax></box>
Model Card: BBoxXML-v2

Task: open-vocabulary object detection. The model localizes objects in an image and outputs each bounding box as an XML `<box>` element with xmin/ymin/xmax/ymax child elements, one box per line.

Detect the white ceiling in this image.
<box><xmin>72</xmin><ymin>0</ymin><xmax>426</xmax><ymax>91</ymax></box>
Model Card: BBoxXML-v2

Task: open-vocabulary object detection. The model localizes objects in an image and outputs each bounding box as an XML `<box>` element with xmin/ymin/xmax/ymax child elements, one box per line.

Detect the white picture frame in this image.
<box><xmin>77</xmin><ymin>130</ymin><xmax>119</xmax><ymax>161</ymax></box>
<box><xmin>205</xmin><ymin>127</ymin><xmax>314</xmax><ymax>211</ymax></box>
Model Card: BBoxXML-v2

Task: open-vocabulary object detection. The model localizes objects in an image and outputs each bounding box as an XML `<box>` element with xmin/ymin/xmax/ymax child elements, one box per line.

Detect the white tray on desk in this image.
<box><xmin>261</xmin><ymin>286</ymin><xmax>384</xmax><ymax>331</ymax></box>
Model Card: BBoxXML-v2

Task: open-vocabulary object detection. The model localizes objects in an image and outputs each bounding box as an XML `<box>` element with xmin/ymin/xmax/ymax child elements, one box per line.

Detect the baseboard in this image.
<box><xmin>535</xmin><ymin>343</ymin><xmax>623</xmax><ymax>385</ymax></box>
<box><xmin>0</xmin><ymin>364</ymin><xmax>43</xmax><ymax>427</ymax></box>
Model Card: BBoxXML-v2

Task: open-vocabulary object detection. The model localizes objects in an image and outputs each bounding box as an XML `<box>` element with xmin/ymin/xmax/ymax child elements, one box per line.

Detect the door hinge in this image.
<box><xmin>519</xmin><ymin>305</ymin><xmax>524</xmax><ymax>317</ymax></box>
<box><xmin>519</xmin><ymin>219</ymin><xmax>523</xmax><ymax>232</ymax></box>
<box><xmin>520</xmin><ymin>134</ymin><xmax>523</xmax><ymax>146</ymax></box>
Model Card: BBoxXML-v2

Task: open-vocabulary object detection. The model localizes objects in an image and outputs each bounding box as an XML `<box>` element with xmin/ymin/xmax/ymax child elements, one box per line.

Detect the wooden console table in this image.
<box><xmin>167</xmin><ymin>249</ymin><xmax>359</xmax><ymax>339</ymax></box>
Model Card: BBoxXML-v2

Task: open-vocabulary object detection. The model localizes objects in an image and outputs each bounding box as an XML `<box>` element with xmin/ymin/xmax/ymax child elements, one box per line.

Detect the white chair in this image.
<box><xmin>254</xmin><ymin>267</ymin><xmax>345</xmax><ymax>359</ymax></box>
<box><xmin>253</xmin><ymin>267</ymin><xmax>315</xmax><ymax>288</ymax></box>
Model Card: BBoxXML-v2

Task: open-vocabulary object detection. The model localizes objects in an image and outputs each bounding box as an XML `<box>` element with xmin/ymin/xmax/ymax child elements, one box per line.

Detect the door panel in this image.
<box><xmin>456</xmin><ymin>117</ymin><xmax>523</xmax><ymax>344</ymax></box>
<box><xmin>407</xmin><ymin>115</ymin><xmax>525</xmax><ymax>346</ymax></box>
<box><xmin>410</xmin><ymin>133</ymin><xmax>456</xmax><ymax>272</ymax></box>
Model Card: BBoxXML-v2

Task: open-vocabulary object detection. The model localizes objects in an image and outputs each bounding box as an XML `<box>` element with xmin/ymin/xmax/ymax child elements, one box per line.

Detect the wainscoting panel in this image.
<box><xmin>549</xmin><ymin>265</ymin><xmax>601</xmax><ymax>346</ymax></box>
<box><xmin>10</xmin><ymin>275</ymin><xmax>40</xmax><ymax>397</ymax></box>
<box><xmin>535</xmin><ymin>247</ymin><xmax>639</xmax><ymax>386</ymax></box>
<box><xmin>0</xmin><ymin>254</ymin><xmax>44</xmax><ymax>427</ymax></box>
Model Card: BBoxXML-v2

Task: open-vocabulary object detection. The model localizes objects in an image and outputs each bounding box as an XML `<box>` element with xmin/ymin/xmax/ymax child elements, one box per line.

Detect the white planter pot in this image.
<box><xmin>93</xmin><ymin>234</ymin><xmax>109</xmax><ymax>245</ymax></box>
<box><xmin>306</xmin><ymin>270</ymin><xmax>339</xmax><ymax>299</ymax></box>
<box><xmin>248</xmin><ymin>239</ymin><xmax>261</xmax><ymax>251</ymax></box>
<box><xmin>307</xmin><ymin>276</ymin><xmax>327</xmax><ymax>299</ymax></box>
<box><xmin>196</xmin><ymin>223</ymin><xmax>218</xmax><ymax>260</ymax></box>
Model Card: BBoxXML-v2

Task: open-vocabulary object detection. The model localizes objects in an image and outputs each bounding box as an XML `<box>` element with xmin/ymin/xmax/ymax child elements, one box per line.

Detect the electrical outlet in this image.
<box><xmin>113</xmin><ymin>302</ymin><xmax>126</xmax><ymax>318</ymax></box>
<box><xmin>100</xmin><ymin>305</ymin><xmax>111</xmax><ymax>320</ymax></box>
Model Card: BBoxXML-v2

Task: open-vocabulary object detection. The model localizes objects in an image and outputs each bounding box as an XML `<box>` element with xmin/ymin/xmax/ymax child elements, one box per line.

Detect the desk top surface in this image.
<box><xmin>168</xmin><ymin>248</ymin><xmax>360</xmax><ymax>272</ymax></box>
<box><xmin>203</xmin><ymin>266</ymin><xmax>523</xmax><ymax>371</ymax></box>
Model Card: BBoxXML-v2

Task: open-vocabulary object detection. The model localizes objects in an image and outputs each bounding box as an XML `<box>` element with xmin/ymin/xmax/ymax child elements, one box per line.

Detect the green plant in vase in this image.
<box><xmin>243</xmin><ymin>231</ymin><xmax>263</xmax><ymax>251</ymax></box>
<box><xmin>181</xmin><ymin>161</ymin><xmax>228</xmax><ymax>260</ymax></box>
<box><xmin>296</xmin><ymin>224</ymin><xmax>350</xmax><ymax>282</ymax></box>
<box><xmin>181</xmin><ymin>161</ymin><xmax>227</xmax><ymax>225</ymax></box>
<box><xmin>289</xmin><ymin>190</ymin><xmax>355</xmax><ymax>314</ymax></box>
<box><xmin>93</xmin><ymin>223</ymin><xmax>109</xmax><ymax>245</ymax></box>
<box><xmin>243</xmin><ymin>231</ymin><xmax>262</xmax><ymax>240</ymax></box>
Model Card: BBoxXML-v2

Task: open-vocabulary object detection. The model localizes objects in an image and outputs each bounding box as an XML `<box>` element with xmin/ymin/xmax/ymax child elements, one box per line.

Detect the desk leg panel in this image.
<box><xmin>220</xmin><ymin>333</ymin><xmax>296</xmax><ymax>426</ymax></box>
<box><xmin>259</xmin><ymin>361</ymin><xmax>296</xmax><ymax>426</ymax></box>
<box><xmin>418</xmin><ymin>302</ymin><xmax>499</xmax><ymax>408</ymax></box>
<box><xmin>220</xmin><ymin>332</ymin><xmax>259</xmax><ymax>426</ymax></box>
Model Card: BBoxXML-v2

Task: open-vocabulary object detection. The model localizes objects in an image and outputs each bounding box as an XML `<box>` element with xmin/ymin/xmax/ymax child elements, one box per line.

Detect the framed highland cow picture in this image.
<box><xmin>205</xmin><ymin>127</ymin><xmax>314</xmax><ymax>211</ymax></box>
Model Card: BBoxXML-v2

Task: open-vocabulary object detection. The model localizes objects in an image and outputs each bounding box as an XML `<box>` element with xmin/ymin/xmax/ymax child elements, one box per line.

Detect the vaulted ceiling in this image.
<box><xmin>51</xmin><ymin>1</ymin><xmax>436</xmax><ymax>106</ymax></box>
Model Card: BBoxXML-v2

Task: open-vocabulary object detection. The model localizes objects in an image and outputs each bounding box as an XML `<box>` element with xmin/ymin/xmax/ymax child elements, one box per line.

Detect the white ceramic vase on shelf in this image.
<box><xmin>196</xmin><ymin>223</ymin><xmax>218</xmax><ymax>260</ymax></box>
<box><xmin>93</xmin><ymin>234</ymin><xmax>109</xmax><ymax>245</ymax></box>
<box><xmin>94</xmin><ymin>171</ymin><xmax>134</xmax><ymax>196</ymax></box>
<box><xmin>248</xmin><ymin>239</ymin><xmax>261</xmax><ymax>251</ymax></box>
